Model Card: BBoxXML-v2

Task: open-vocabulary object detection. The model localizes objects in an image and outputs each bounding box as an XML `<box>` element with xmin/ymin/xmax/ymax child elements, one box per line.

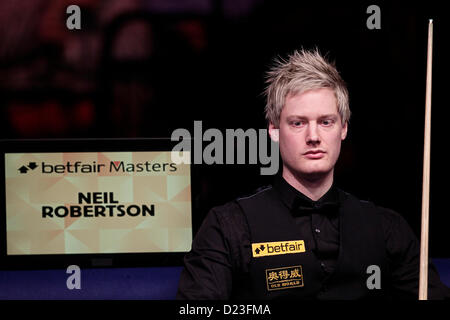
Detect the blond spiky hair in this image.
<box><xmin>264</xmin><ymin>48</ymin><xmax>350</xmax><ymax>127</ymax></box>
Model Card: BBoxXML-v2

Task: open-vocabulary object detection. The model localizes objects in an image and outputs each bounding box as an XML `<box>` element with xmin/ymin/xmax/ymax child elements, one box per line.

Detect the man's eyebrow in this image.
<box><xmin>286</xmin><ymin>115</ymin><xmax>308</xmax><ymax>120</ymax></box>
<box><xmin>286</xmin><ymin>114</ymin><xmax>338</xmax><ymax>120</ymax></box>
<box><xmin>318</xmin><ymin>114</ymin><xmax>339</xmax><ymax>119</ymax></box>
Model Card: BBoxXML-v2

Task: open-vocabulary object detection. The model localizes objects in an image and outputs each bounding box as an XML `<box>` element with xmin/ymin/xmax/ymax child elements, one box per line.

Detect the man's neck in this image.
<box><xmin>282</xmin><ymin>168</ymin><xmax>334</xmax><ymax>201</ymax></box>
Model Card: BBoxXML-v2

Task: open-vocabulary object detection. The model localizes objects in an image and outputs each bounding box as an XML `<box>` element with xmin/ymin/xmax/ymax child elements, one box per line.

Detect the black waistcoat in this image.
<box><xmin>234</xmin><ymin>186</ymin><xmax>390</xmax><ymax>300</ymax></box>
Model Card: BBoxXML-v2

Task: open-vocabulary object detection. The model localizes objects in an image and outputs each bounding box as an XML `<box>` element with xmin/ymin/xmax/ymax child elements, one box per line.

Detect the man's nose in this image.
<box><xmin>306</xmin><ymin>122</ymin><xmax>320</xmax><ymax>145</ymax></box>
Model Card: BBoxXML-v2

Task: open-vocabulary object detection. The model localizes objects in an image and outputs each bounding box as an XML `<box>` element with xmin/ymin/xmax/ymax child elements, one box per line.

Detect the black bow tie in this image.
<box><xmin>294</xmin><ymin>200</ymin><xmax>340</xmax><ymax>216</ymax></box>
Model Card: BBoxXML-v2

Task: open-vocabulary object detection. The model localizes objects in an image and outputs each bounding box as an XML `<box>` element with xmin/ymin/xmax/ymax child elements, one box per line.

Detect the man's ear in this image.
<box><xmin>268</xmin><ymin>123</ymin><xmax>279</xmax><ymax>142</ymax></box>
<box><xmin>341</xmin><ymin>121</ymin><xmax>348</xmax><ymax>140</ymax></box>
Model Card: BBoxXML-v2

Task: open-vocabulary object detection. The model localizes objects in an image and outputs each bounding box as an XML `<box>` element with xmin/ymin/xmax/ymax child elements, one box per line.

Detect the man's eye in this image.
<box><xmin>292</xmin><ymin>121</ymin><xmax>305</xmax><ymax>127</ymax></box>
<box><xmin>321</xmin><ymin>119</ymin><xmax>334</xmax><ymax>126</ymax></box>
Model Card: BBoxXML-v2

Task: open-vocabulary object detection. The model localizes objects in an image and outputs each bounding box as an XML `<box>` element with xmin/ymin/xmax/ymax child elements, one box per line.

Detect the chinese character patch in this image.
<box><xmin>265</xmin><ymin>265</ymin><xmax>304</xmax><ymax>291</ymax></box>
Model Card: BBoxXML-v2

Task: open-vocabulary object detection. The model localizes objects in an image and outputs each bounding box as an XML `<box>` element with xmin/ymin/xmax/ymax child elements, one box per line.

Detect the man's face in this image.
<box><xmin>269</xmin><ymin>88</ymin><xmax>347</xmax><ymax>180</ymax></box>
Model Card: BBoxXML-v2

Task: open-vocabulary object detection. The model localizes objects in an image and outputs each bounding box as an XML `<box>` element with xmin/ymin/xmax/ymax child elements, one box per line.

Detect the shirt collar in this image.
<box><xmin>273</xmin><ymin>174</ymin><xmax>340</xmax><ymax>216</ymax></box>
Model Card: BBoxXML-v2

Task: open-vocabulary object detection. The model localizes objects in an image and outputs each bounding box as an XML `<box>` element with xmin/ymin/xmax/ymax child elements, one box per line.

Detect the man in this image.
<box><xmin>177</xmin><ymin>49</ymin><xmax>449</xmax><ymax>299</ymax></box>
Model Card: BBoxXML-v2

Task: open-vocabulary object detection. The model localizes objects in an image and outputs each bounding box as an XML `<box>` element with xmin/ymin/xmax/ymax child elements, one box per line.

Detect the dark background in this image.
<box><xmin>0</xmin><ymin>0</ymin><xmax>449</xmax><ymax>258</ymax></box>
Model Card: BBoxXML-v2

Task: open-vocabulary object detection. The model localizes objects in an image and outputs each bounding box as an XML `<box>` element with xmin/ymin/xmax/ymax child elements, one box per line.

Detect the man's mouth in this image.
<box><xmin>304</xmin><ymin>150</ymin><xmax>326</xmax><ymax>159</ymax></box>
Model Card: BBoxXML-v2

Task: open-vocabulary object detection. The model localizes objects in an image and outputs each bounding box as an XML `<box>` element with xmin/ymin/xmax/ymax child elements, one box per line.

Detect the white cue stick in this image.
<box><xmin>419</xmin><ymin>19</ymin><xmax>433</xmax><ymax>301</ymax></box>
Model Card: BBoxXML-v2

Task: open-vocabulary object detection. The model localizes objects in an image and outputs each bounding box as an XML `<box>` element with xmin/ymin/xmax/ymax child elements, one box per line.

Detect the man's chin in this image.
<box><xmin>295</xmin><ymin>168</ymin><xmax>332</xmax><ymax>181</ymax></box>
<box><xmin>283</xmin><ymin>163</ymin><xmax>333</xmax><ymax>182</ymax></box>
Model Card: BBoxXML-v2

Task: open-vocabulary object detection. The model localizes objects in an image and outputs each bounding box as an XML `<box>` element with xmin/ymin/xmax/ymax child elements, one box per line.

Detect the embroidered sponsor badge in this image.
<box><xmin>266</xmin><ymin>265</ymin><xmax>304</xmax><ymax>291</ymax></box>
<box><xmin>252</xmin><ymin>240</ymin><xmax>305</xmax><ymax>258</ymax></box>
